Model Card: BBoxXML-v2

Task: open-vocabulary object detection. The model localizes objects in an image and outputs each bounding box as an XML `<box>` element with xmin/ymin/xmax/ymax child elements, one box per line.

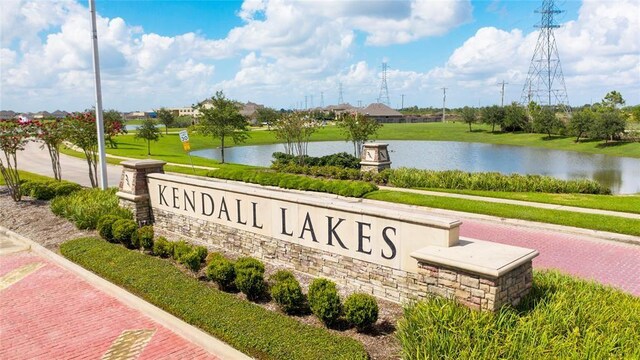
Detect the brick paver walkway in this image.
<box><xmin>0</xmin><ymin>252</ymin><xmax>219</xmax><ymax>360</ymax></box>
<box><xmin>460</xmin><ymin>219</ymin><xmax>640</xmax><ymax>296</ymax></box>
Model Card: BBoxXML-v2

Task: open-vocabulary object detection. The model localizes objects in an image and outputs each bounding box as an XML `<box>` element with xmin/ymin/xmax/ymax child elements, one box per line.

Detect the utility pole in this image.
<box><xmin>89</xmin><ymin>0</ymin><xmax>108</xmax><ymax>189</ymax></box>
<box><xmin>401</xmin><ymin>94</ymin><xmax>405</xmax><ymax>110</ymax></box>
<box><xmin>338</xmin><ymin>82</ymin><xmax>344</xmax><ymax>104</ymax></box>
<box><xmin>304</xmin><ymin>96</ymin><xmax>308</xmax><ymax>110</ymax></box>
<box><xmin>320</xmin><ymin>92</ymin><xmax>324</xmax><ymax>108</ymax></box>
<box><xmin>498</xmin><ymin>80</ymin><xmax>508</xmax><ymax>107</ymax></box>
<box><xmin>310</xmin><ymin>95</ymin><xmax>314</xmax><ymax>109</ymax></box>
<box><xmin>441</xmin><ymin>87</ymin><xmax>447</xmax><ymax>123</ymax></box>
<box><xmin>357</xmin><ymin>100</ymin><xmax>362</xmax><ymax>108</ymax></box>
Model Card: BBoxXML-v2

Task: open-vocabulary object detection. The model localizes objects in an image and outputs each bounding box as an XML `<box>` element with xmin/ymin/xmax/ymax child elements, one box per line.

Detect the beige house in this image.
<box><xmin>353</xmin><ymin>103</ymin><xmax>403</xmax><ymax>123</ymax></box>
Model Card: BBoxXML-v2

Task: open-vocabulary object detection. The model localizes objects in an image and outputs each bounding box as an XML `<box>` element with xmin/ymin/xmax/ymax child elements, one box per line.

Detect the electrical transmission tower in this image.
<box><xmin>320</xmin><ymin>92</ymin><xmax>324</xmax><ymax>108</ymax></box>
<box><xmin>377</xmin><ymin>62</ymin><xmax>390</xmax><ymax>106</ymax></box>
<box><xmin>498</xmin><ymin>80</ymin><xmax>508</xmax><ymax>107</ymax></box>
<box><xmin>521</xmin><ymin>0</ymin><xmax>570</xmax><ymax>114</ymax></box>
<box><xmin>338</xmin><ymin>82</ymin><xmax>344</xmax><ymax>104</ymax></box>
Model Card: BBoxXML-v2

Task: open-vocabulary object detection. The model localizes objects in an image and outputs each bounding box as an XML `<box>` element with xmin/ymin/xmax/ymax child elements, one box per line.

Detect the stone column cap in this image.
<box><xmin>363</xmin><ymin>143</ymin><xmax>388</xmax><ymax>148</ymax></box>
<box><xmin>120</xmin><ymin>159</ymin><xmax>167</xmax><ymax>169</ymax></box>
<box><xmin>411</xmin><ymin>237</ymin><xmax>538</xmax><ymax>278</ymax></box>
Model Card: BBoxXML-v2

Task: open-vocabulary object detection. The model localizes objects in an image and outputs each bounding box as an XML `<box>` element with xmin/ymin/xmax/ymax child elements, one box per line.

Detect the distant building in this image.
<box><xmin>51</xmin><ymin>110</ymin><xmax>69</xmax><ymax>119</ymax></box>
<box><xmin>0</xmin><ymin>110</ymin><xmax>17</xmax><ymax>120</ymax></box>
<box><xmin>354</xmin><ymin>103</ymin><xmax>403</xmax><ymax>123</ymax></box>
<box><xmin>239</xmin><ymin>102</ymin><xmax>264</xmax><ymax>125</ymax></box>
<box><xmin>33</xmin><ymin>111</ymin><xmax>51</xmax><ymax>119</ymax></box>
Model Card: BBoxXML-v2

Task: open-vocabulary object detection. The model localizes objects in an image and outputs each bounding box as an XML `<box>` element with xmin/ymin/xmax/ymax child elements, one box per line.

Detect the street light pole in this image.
<box><xmin>89</xmin><ymin>0</ymin><xmax>108</xmax><ymax>189</ymax></box>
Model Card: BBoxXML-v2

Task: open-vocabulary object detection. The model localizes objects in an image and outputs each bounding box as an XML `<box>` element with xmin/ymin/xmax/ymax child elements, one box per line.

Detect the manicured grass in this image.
<box><xmin>397</xmin><ymin>270</ymin><xmax>640</xmax><ymax>359</ymax></box>
<box><xmin>0</xmin><ymin>170</ymin><xmax>52</xmax><ymax>186</ymax></box>
<box><xmin>69</xmin><ymin>123</ymin><xmax>640</xmax><ymax>165</ymax></box>
<box><xmin>60</xmin><ymin>238</ymin><xmax>368</xmax><ymax>360</ymax></box>
<box><xmin>425</xmin><ymin>188</ymin><xmax>640</xmax><ymax>214</ymax></box>
<box><xmin>365</xmin><ymin>190</ymin><xmax>640</xmax><ymax>236</ymax></box>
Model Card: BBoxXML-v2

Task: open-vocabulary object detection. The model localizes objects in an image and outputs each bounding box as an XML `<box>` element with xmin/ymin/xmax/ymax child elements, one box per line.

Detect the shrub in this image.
<box><xmin>343</xmin><ymin>293</ymin><xmax>379</xmax><ymax>331</ymax></box>
<box><xmin>49</xmin><ymin>188</ymin><xmax>132</xmax><ymax>229</ymax></box>
<box><xmin>181</xmin><ymin>250</ymin><xmax>204</xmax><ymax>272</ymax></box>
<box><xmin>172</xmin><ymin>240</ymin><xmax>193</xmax><ymax>262</ymax></box>
<box><xmin>136</xmin><ymin>225</ymin><xmax>154</xmax><ymax>250</ymax></box>
<box><xmin>22</xmin><ymin>180</ymin><xmax>82</xmax><ymax>200</ymax></box>
<box><xmin>308</xmin><ymin>278</ymin><xmax>342</xmax><ymax>326</ymax></box>
<box><xmin>194</xmin><ymin>245</ymin><xmax>208</xmax><ymax>263</ymax></box>
<box><xmin>235</xmin><ymin>257</ymin><xmax>265</xmax><ymax>273</ymax></box>
<box><xmin>207</xmin><ymin>169</ymin><xmax>377</xmax><ymax>198</ymax></box>
<box><xmin>111</xmin><ymin>219</ymin><xmax>138</xmax><ymax>248</ymax></box>
<box><xmin>153</xmin><ymin>236</ymin><xmax>173</xmax><ymax>258</ymax></box>
<box><xmin>235</xmin><ymin>267</ymin><xmax>266</xmax><ymax>301</ymax></box>
<box><xmin>206</xmin><ymin>254</ymin><xmax>236</xmax><ymax>290</ymax></box>
<box><xmin>97</xmin><ymin>215</ymin><xmax>122</xmax><ymax>242</ymax></box>
<box><xmin>271</xmin><ymin>278</ymin><xmax>305</xmax><ymax>314</ymax></box>
<box><xmin>269</xmin><ymin>270</ymin><xmax>297</xmax><ymax>284</ymax></box>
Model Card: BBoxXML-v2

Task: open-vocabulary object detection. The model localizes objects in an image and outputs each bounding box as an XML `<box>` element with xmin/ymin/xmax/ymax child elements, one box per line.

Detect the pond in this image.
<box><xmin>190</xmin><ymin>140</ymin><xmax>640</xmax><ymax>194</ymax></box>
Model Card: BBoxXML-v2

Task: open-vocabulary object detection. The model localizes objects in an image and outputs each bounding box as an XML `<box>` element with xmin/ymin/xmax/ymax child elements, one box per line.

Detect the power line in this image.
<box><xmin>521</xmin><ymin>0</ymin><xmax>570</xmax><ymax>114</ymax></box>
<box><xmin>377</xmin><ymin>61</ymin><xmax>390</xmax><ymax>107</ymax></box>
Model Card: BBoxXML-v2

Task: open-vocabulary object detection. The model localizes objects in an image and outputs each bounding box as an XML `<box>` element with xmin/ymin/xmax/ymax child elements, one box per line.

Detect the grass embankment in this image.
<box><xmin>425</xmin><ymin>188</ymin><xmax>640</xmax><ymax>214</ymax></box>
<box><xmin>365</xmin><ymin>190</ymin><xmax>640</xmax><ymax>237</ymax></box>
<box><xmin>60</xmin><ymin>237</ymin><xmax>368</xmax><ymax>360</ymax></box>
<box><xmin>398</xmin><ymin>271</ymin><xmax>640</xmax><ymax>359</ymax></box>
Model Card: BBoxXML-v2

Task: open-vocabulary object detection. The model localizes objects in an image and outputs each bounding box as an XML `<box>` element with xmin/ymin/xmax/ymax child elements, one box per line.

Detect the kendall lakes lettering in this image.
<box><xmin>156</xmin><ymin>184</ymin><xmax>397</xmax><ymax>261</ymax></box>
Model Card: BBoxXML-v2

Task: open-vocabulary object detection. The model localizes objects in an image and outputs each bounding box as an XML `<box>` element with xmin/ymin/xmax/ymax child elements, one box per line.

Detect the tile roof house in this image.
<box><xmin>354</xmin><ymin>103</ymin><xmax>404</xmax><ymax>123</ymax></box>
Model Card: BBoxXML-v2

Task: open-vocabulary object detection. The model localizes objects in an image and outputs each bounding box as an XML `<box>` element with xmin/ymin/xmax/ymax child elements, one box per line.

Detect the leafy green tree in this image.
<box><xmin>337</xmin><ymin>113</ymin><xmax>382</xmax><ymax>157</ymax></box>
<box><xmin>460</xmin><ymin>106</ymin><xmax>477</xmax><ymax>132</ymax></box>
<box><xmin>156</xmin><ymin>107</ymin><xmax>175</xmax><ymax>134</ymax></box>
<box><xmin>629</xmin><ymin>105</ymin><xmax>640</xmax><ymax>123</ymax></box>
<box><xmin>481</xmin><ymin>105</ymin><xmax>505</xmax><ymax>132</ymax></box>
<box><xmin>569</xmin><ymin>108</ymin><xmax>597</xmax><ymax>142</ymax></box>
<box><xmin>274</xmin><ymin>112</ymin><xmax>317</xmax><ymax>162</ymax></box>
<box><xmin>602</xmin><ymin>91</ymin><xmax>625</xmax><ymax>109</ymax></box>
<box><xmin>65</xmin><ymin>112</ymin><xmax>100</xmax><ymax>187</ymax></box>
<box><xmin>503</xmin><ymin>102</ymin><xmax>529</xmax><ymax>132</ymax></box>
<box><xmin>134</xmin><ymin>119</ymin><xmax>162</xmax><ymax>155</ymax></box>
<box><xmin>194</xmin><ymin>91</ymin><xmax>249</xmax><ymax>164</ymax></box>
<box><xmin>0</xmin><ymin>120</ymin><xmax>33</xmax><ymax>201</ymax></box>
<box><xmin>33</xmin><ymin>120</ymin><xmax>67</xmax><ymax>180</ymax></box>
<box><xmin>256</xmin><ymin>107</ymin><xmax>280</xmax><ymax>130</ymax></box>
<box><xmin>592</xmin><ymin>111</ymin><xmax>626</xmax><ymax>142</ymax></box>
<box><xmin>533</xmin><ymin>108</ymin><xmax>564</xmax><ymax>138</ymax></box>
<box><xmin>103</xmin><ymin>110</ymin><xmax>126</xmax><ymax>148</ymax></box>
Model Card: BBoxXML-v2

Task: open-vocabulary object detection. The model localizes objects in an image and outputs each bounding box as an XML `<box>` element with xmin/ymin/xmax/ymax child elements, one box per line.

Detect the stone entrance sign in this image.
<box><xmin>118</xmin><ymin>161</ymin><xmax>538</xmax><ymax>311</ymax></box>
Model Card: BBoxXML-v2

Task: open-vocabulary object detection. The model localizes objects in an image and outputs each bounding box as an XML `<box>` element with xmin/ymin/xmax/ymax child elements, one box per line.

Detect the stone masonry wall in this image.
<box><xmin>154</xmin><ymin>208</ymin><xmax>533</xmax><ymax>311</ymax></box>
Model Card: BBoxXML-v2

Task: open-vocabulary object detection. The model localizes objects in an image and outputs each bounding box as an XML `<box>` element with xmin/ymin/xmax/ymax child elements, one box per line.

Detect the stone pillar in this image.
<box><xmin>116</xmin><ymin>160</ymin><xmax>166</xmax><ymax>225</ymax></box>
<box><xmin>360</xmin><ymin>143</ymin><xmax>391</xmax><ymax>173</ymax></box>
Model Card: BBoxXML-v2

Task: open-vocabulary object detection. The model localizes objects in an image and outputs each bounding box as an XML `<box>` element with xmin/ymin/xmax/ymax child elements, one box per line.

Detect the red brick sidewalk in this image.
<box><xmin>460</xmin><ymin>219</ymin><xmax>640</xmax><ymax>296</ymax></box>
<box><xmin>0</xmin><ymin>252</ymin><xmax>219</xmax><ymax>360</ymax></box>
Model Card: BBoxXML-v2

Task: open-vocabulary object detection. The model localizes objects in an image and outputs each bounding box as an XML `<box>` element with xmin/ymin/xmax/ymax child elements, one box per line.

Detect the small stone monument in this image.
<box><xmin>360</xmin><ymin>143</ymin><xmax>391</xmax><ymax>173</ymax></box>
<box><xmin>116</xmin><ymin>159</ymin><xmax>166</xmax><ymax>224</ymax></box>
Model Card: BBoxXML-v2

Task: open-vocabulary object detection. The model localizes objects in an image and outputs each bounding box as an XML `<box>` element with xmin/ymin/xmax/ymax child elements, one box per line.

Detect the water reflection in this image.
<box><xmin>190</xmin><ymin>140</ymin><xmax>640</xmax><ymax>194</ymax></box>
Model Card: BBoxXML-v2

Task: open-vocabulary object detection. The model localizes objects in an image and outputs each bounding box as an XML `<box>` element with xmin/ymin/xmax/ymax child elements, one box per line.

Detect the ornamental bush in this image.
<box><xmin>235</xmin><ymin>267</ymin><xmax>266</xmax><ymax>301</ymax></box>
<box><xmin>343</xmin><ymin>293</ymin><xmax>379</xmax><ymax>331</ymax></box>
<box><xmin>270</xmin><ymin>278</ymin><xmax>305</xmax><ymax>314</ymax></box>
<box><xmin>308</xmin><ymin>278</ymin><xmax>342</xmax><ymax>326</ymax></box>
<box><xmin>96</xmin><ymin>215</ymin><xmax>121</xmax><ymax>242</ymax></box>
<box><xmin>172</xmin><ymin>240</ymin><xmax>193</xmax><ymax>262</ymax></box>
<box><xmin>181</xmin><ymin>250</ymin><xmax>204</xmax><ymax>272</ymax></box>
<box><xmin>112</xmin><ymin>219</ymin><xmax>138</xmax><ymax>248</ymax></box>
<box><xmin>136</xmin><ymin>226</ymin><xmax>154</xmax><ymax>250</ymax></box>
<box><xmin>153</xmin><ymin>236</ymin><xmax>173</xmax><ymax>258</ymax></box>
<box><xmin>49</xmin><ymin>188</ymin><xmax>132</xmax><ymax>229</ymax></box>
<box><xmin>235</xmin><ymin>257</ymin><xmax>265</xmax><ymax>273</ymax></box>
<box><xmin>194</xmin><ymin>245</ymin><xmax>208</xmax><ymax>263</ymax></box>
<box><xmin>22</xmin><ymin>180</ymin><xmax>82</xmax><ymax>200</ymax></box>
<box><xmin>269</xmin><ymin>270</ymin><xmax>297</xmax><ymax>284</ymax></box>
<box><xmin>205</xmin><ymin>254</ymin><xmax>236</xmax><ymax>290</ymax></box>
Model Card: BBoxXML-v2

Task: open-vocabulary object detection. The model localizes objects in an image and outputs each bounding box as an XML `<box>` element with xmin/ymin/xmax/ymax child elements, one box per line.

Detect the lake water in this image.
<box><xmin>190</xmin><ymin>140</ymin><xmax>640</xmax><ymax>194</ymax></box>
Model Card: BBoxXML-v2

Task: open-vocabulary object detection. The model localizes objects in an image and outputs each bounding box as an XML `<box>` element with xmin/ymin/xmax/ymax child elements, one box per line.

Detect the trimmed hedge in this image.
<box><xmin>22</xmin><ymin>179</ymin><xmax>82</xmax><ymax>200</ymax></box>
<box><xmin>235</xmin><ymin>257</ymin><xmax>266</xmax><ymax>300</ymax></box>
<box><xmin>206</xmin><ymin>168</ymin><xmax>377</xmax><ymax>198</ymax></box>
<box><xmin>152</xmin><ymin>236</ymin><xmax>173</xmax><ymax>258</ymax></box>
<box><xmin>270</xmin><ymin>277</ymin><xmax>305</xmax><ymax>315</ymax></box>
<box><xmin>50</xmin><ymin>188</ymin><xmax>132</xmax><ymax>229</ymax></box>
<box><xmin>97</xmin><ymin>215</ymin><xmax>122</xmax><ymax>243</ymax></box>
<box><xmin>272</xmin><ymin>152</ymin><xmax>361</xmax><ymax>169</ymax></box>
<box><xmin>206</xmin><ymin>254</ymin><xmax>236</xmax><ymax>290</ymax></box>
<box><xmin>112</xmin><ymin>219</ymin><xmax>137</xmax><ymax>248</ymax></box>
<box><xmin>60</xmin><ymin>238</ymin><xmax>368</xmax><ymax>359</ymax></box>
<box><xmin>136</xmin><ymin>226</ymin><xmax>154</xmax><ymax>250</ymax></box>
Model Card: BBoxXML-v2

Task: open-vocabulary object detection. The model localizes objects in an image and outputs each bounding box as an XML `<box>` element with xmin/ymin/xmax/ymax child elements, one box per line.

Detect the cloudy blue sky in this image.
<box><xmin>1</xmin><ymin>0</ymin><xmax>638</xmax><ymax>112</ymax></box>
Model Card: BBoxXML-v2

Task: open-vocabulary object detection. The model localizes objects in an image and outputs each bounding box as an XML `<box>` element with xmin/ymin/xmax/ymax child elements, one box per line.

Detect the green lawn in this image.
<box><xmin>0</xmin><ymin>170</ymin><xmax>52</xmax><ymax>186</ymax></box>
<box><xmin>104</xmin><ymin>122</ymin><xmax>640</xmax><ymax>162</ymax></box>
<box><xmin>365</xmin><ymin>190</ymin><xmax>640</xmax><ymax>237</ymax></box>
<box><xmin>424</xmin><ymin>188</ymin><xmax>640</xmax><ymax>214</ymax></box>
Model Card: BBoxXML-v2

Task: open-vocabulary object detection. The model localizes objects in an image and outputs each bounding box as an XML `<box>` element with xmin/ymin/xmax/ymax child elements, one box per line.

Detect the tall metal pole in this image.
<box><xmin>401</xmin><ymin>94</ymin><xmax>405</xmax><ymax>110</ymax></box>
<box><xmin>89</xmin><ymin>0</ymin><xmax>108</xmax><ymax>189</ymax></box>
<box><xmin>441</xmin><ymin>87</ymin><xmax>447</xmax><ymax>123</ymax></box>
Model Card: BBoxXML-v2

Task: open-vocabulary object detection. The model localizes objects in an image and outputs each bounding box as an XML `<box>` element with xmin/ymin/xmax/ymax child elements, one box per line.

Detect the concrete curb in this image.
<box><xmin>0</xmin><ymin>226</ymin><xmax>252</xmax><ymax>360</ymax></box>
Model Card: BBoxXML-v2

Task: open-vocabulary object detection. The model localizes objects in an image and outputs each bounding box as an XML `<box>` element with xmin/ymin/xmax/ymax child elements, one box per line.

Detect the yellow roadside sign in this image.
<box><xmin>182</xmin><ymin>141</ymin><xmax>191</xmax><ymax>151</ymax></box>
